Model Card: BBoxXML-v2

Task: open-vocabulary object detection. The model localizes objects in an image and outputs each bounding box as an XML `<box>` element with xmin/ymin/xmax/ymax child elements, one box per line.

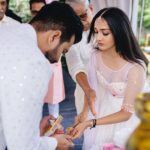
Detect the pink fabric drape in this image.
<box><xmin>44</xmin><ymin>61</ymin><xmax>65</xmax><ymax>104</ymax></box>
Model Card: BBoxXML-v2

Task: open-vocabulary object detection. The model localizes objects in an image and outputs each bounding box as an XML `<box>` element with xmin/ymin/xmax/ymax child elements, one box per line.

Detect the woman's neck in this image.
<box><xmin>101</xmin><ymin>47</ymin><xmax>119</xmax><ymax>59</ymax></box>
<box><xmin>100</xmin><ymin>49</ymin><xmax>127</xmax><ymax>70</ymax></box>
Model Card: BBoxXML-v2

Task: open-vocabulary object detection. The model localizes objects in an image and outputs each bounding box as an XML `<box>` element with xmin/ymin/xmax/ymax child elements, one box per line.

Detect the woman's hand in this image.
<box><xmin>71</xmin><ymin>121</ymin><xmax>91</xmax><ymax>139</ymax></box>
<box><xmin>53</xmin><ymin>134</ymin><xmax>74</xmax><ymax>150</ymax></box>
<box><xmin>75</xmin><ymin>110</ymin><xmax>88</xmax><ymax>124</ymax></box>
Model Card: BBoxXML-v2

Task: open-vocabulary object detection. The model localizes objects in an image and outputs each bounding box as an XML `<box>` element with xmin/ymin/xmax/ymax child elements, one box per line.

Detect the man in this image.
<box><xmin>0</xmin><ymin>1</ymin><xmax>83</xmax><ymax>150</ymax></box>
<box><xmin>65</xmin><ymin>0</ymin><xmax>96</xmax><ymax>116</ymax></box>
<box><xmin>0</xmin><ymin>0</ymin><xmax>20</xmax><ymax>26</ymax></box>
<box><xmin>29</xmin><ymin>0</ymin><xmax>46</xmax><ymax>17</ymax></box>
<box><xmin>29</xmin><ymin>0</ymin><xmax>64</xmax><ymax>119</ymax></box>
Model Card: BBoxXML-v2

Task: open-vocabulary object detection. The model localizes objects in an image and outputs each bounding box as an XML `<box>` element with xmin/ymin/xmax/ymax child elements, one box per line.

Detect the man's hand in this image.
<box><xmin>85</xmin><ymin>88</ymin><xmax>96</xmax><ymax>116</ymax></box>
<box><xmin>40</xmin><ymin>115</ymin><xmax>56</xmax><ymax>136</ymax></box>
<box><xmin>53</xmin><ymin>134</ymin><xmax>74</xmax><ymax>150</ymax></box>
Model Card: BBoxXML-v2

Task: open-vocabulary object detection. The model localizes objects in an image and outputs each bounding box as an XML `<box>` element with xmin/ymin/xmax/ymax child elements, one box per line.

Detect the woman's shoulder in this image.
<box><xmin>128</xmin><ymin>60</ymin><xmax>146</xmax><ymax>76</ymax></box>
<box><xmin>129</xmin><ymin>60</ymin><xmax>146</xmax><ymax>70</ymax></box>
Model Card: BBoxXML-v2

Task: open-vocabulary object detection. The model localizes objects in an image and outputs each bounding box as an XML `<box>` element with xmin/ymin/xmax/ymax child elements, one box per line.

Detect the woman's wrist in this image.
<box><xmin>85</xmin><ymin>119</ymin><xmax>97</xmax><ymax>129</ymax></box>
<box><xmin>85</xmin><ymin>120</ymin><xmax>93</xmax><ymax>128</ymax></box>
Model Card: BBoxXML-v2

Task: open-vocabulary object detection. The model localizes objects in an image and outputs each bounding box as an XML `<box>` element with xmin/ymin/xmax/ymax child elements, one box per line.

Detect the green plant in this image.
<box><xmin>9</xmin><ymin>0</ymin><xmax>31</xmax><ymax>23</ymax></box>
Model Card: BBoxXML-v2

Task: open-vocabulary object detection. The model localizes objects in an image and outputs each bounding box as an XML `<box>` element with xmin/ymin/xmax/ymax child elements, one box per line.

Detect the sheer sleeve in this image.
<box><xmin>65</xmin><ymin>44</ymin><xmax>87</xmax><ymax>82</ymax></box>
<box><xmin>87</xmin><ymin>52</ymin><xmax>99</xmax><ymax>92</ymax></box>
<box><xmin>0</xmin><ymin>60</ymin><xmax>57</xmax><ymax>150</ymax></box>
<box><xmin>121</xmin><ymin>63</ymin><xmax>146</xmax><ymax>113</ymax></box>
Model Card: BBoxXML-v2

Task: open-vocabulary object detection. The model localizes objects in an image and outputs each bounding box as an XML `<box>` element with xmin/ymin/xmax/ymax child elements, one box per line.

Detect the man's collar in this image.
<box><xmin>0</xmin><ymin>15</ymin><xmax>8</xmax><ymax>23</ymax></box>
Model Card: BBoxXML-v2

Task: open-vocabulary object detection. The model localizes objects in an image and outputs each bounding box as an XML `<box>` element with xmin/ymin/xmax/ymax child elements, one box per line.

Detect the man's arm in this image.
<box><xmin>76</xmin><ymin>72</ymin><xmax>96</xmax><ymax>116</ymax></box>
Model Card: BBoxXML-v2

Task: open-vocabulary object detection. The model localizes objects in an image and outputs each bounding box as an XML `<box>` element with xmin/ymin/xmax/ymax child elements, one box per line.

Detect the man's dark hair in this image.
<box><xmin>30</xmin><ymin>1</ymin><xmax>83</xmax><ymax>44</ymax></box>
<box><xmin>29</xmin><ymin>0</ymin><xmax>46</xmax><ymax>10</ymax></box>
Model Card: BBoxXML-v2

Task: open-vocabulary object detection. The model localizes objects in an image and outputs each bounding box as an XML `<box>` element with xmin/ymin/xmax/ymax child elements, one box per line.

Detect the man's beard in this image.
<box><xmin>45</xmin><ymin>42</ymin><xmax>61</xmax><ymax>63</ymax></box>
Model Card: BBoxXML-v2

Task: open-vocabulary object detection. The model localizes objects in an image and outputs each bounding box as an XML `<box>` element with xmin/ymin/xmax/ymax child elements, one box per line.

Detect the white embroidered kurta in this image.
<box><xmin>66</xmin><ymin>31</ymin><xmax>93</xmax><ymax>114</ymax></box>
<box><xmin>0</xmin><ymin>24</ymin><xmax>57</xmax><ymax>150</ymax></box>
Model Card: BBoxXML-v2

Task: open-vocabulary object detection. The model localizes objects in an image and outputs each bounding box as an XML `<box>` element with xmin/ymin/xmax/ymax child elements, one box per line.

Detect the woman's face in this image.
<box><xmin>94</xmin><ymin>17</ymin><xmax>115</xmax><ymax>51</ymax></box>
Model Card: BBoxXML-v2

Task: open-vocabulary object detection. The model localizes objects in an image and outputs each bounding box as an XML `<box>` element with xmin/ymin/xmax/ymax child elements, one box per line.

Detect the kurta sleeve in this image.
<box><xmin>121</xmin><ymin>63</ymin><xmax>146</xmax><ymax>113</ymax></box>
<box><xmin>65</xmin><ymin>44</ymin><xmax>87</xmax><ymax>82</ymax></box>
<box><xmin>0</xmin><ymin>60</ymin><xmax>57</xmax><ymax>150</ymax></box>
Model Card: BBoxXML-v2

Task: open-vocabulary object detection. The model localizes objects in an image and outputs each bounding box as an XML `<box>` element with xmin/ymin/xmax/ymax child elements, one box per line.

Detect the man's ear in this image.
<box><xmin>48</xmin><ymin>30</ymin><xmax>62</xmax><ymax>42</ymax></box>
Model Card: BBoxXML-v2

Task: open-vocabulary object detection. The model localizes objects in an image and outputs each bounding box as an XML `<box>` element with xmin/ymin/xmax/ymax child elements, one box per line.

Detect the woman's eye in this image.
<box><xmin>103</xmin><ymin>32</ymin><xmax>109</xmax><ymax>36</ymax></box>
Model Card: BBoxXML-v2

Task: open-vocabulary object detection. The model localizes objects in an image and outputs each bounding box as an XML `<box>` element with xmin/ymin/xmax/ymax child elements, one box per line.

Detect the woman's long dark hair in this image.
<box><xmin>88</xmin><ymin>7</ymin><xmax>148</xmax><ymax>66</ymax></box>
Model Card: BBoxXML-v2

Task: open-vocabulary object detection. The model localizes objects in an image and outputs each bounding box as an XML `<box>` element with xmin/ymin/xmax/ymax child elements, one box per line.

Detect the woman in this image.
<box><xmin>71</xmin><ymin>7</ymin><xmax>148</xmax><ymax>150</ymax></box>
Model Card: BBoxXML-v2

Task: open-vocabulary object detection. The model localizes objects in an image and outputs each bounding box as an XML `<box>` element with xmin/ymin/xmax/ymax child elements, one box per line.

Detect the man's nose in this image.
<box><xmin>0</xmin><ymin>5</ymin><xmax>4</xmax><ymax>11</ymax></box>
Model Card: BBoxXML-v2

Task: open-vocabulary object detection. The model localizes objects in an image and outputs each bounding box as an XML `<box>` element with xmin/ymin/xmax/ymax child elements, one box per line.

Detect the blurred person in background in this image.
<box><xmin>0</xmin><ymin>0</ymin><xmax>20</xmax><ymax>26</ymax></box>
<box><xmin>29</xmin><ymin>0</ymin><xmax>46</xmax><ymax>17</ymax></box>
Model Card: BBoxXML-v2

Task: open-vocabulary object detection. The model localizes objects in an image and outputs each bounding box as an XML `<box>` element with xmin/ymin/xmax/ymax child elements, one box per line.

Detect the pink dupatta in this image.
<box><xmin>44</xmin><ymin>61</ymin><xmax>65</xmax><ymax>104</ymax></box>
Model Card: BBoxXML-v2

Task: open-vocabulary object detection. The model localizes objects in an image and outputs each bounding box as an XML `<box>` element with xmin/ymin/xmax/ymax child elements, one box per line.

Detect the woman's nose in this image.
<box><xmin>96</xmin><ymin>32</ymin><xmax>103</xmax><ymax>41</ymax></box>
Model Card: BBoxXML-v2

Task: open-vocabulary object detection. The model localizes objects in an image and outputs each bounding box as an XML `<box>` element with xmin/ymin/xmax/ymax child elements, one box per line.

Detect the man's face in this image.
<box><xmin>72</xmin><ymin>2</ymin><xmax>92</xmax><ymax>31</ymax></box>
<box><xmin>30</xmin><ymin>2</ymin><xmax>45</xmax><ymax>17</ymax></box>
<box><xmin>47</xmin><ymin>36</ymin><xmax>75</xmax><ymax>63</ymax></box>
<box><xmin>0</xmin><ymin>0</ymin><xmax>7</xmax><ymax>20</ymax></box>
